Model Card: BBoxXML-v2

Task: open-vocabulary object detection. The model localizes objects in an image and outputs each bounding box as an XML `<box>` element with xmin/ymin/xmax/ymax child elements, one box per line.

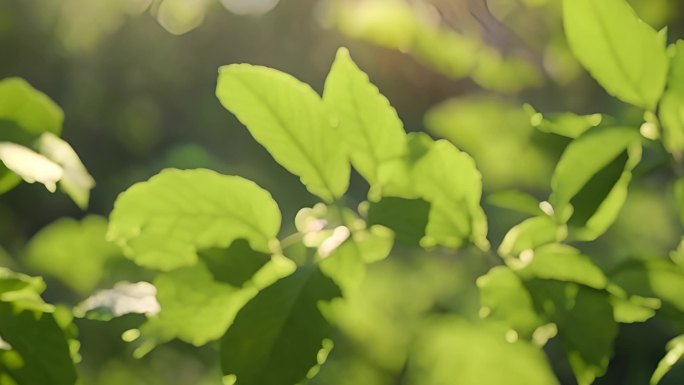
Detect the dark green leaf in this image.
<box><xmin>220</xmin><ymin>266</ymin><xmax>341</xmax><ymax>385</ymax></box>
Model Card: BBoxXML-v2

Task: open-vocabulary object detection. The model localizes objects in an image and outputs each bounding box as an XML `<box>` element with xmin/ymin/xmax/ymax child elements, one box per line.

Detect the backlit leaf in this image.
<box><xmin>107</xmin><ymin>168</ymin><xmax>281</xmax><ymax>271</ymax></box>
<box><xmin>217</xmin><ymin>64</ymin><xmax>349</xmax><ymax>202</ymax></box>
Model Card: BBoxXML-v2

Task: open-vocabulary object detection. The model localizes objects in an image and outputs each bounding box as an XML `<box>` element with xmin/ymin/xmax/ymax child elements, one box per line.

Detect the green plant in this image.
<box><xmin>3</xmin><ymin>0</ymin><xmax>684</xmax><ymax>384</ymax></box>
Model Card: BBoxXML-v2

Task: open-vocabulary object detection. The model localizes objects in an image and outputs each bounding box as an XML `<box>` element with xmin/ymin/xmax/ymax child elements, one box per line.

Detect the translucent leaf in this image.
<box><xmin>319</xmin><ymin>225</ymin><xmax>393</xmax><ymax>294</ymax></box>
<box><xmin>426</xmin><ymin>96</ymin><xmax>552</xmax><ymax>190</ymax></box>
<box><xmin>107</xmin><ymin>169</ymin><xmax>281</xmax><ymax>271</ymax></box>
<box><xmin>405</xmin><ymin>317</ymin><xmax>559</xmax><ymax>385</ymax></box>
<box><xmin>525</xmin><ymin>104</ymin><xmax>602</xmax><ymax>138</ymax></box>
<box><xmin>156</xmin><ymin>0</ymin><xmax>208</xmax><ymax>35</ymax></box>
<box><xmin>74</xmin><ymin>281</ymin><xmax>160</xmax><ymax>320</ymax></box>
<box><xmin>216</xmin><ymin>64</ymin><xmax>349</xmax><ymax>202</ymax></box>
<box><xmin>219</xmin><ymin>0</ymin><xmax>279</xmax><ymax>15</ymax></box>
<box><xmin>220</xmin><ymin>266</ymin><xmax>341</xmax><ymax>385</ymax></box>
<box><xmin>477</xmin><ymin>267</ymin><xmax>545</xmax><ymax>340</ymax></box>
<box><xmin>486</xmin><ymin>190</ymin><xmax>544</xmax><ymax>216</ymax></box>
<box><xmin>550</xmin><ymin>126</ymin><xmax>642</xmax><ymax>240</ymax></box>
<box><xmin>24</xmin><ymin>215</ymin><xmax>121</xmax><ymax>294</ymax></box>
<box><xmin>563</xmin><ymin>0</ymin><xmax>668</xmax><ymax>110</ymax></box>
<box><xmin>499</xmin><ymin>216</ymin><xmax>567</xmax><ymax>258</ymax></box>
<box><xmin>660</xmin><ymin>40</ymin><xmax>684</xmax><ymax>154</ymax></box>
<box><xmin>526</xmin><ymin>280</ymin><xmax>617</xmax><ymax>385</ymax></box>
<box><xmin>139</xmin><ymin>263</ymin><xmax>255</xmax><ymax>347</ymax></box>
<box><xmin>323</xmin><ymin>47</ymin><xmax>406</xmax><ymax>186</ymax></box>
<box><xmin>0</xmin><ymin>142</ymin><xmax>62</xmax><ymax>192</ymax></box>
<box><xmin>37</xmin><ymin>133</ymin><xmax>95</xmax><ymax>209</ymax></box>
<box><xmin>609</xmin><ymin>258</ymin><xmax>684</xmax><ymax>313</ymax></box>
<box><xmin>651</xmin><ymin>335</ymin><xmax>684</xmax><ymax>385</ymax></box>
<box><xmin>412</xmin><ymin>140</ymin><xmax>488</xmax><ymax>250</ymax></box>
<box><xmin>0</xmin><ymin>77</ymin><xmax>63</xmax><ymax>139</ymax></box>
<box><xmin>511</xmin><ymin>244</ymin><xmax>607</xmax><ymax>289</ymax></box>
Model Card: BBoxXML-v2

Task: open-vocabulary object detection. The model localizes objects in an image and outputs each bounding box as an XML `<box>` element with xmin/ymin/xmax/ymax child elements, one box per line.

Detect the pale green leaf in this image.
<box><xmin>609</xmin><ymin>258</ymin><xmax>684</xmax><ymax>313</ymax></box>
<box><xmin>660</xmin><ymin>40</ymin><xmax>684</xmax><ymax>153</ymax></box>
<box><xmin>216</xmin><ymin>64</ymin><xmax>349</xmax><ymax>202</ymax></box>
<box><xmin>405</xmin><ymin>317</ymin><xmax>559</xmax><ymax>385</ymax></box>
<box><xmin>512</xmin><ymin>244</ymin><xmax>607</xmax><ymax>289</ymax></box>
<box><xmin>651</xmin><ymin>335</ymin><xmax>684</xmax><ymax>385</ymax></box>
<box><xmin>140</xmin><ymin>263</ymin><xmax>255</xmax><ymax>347</ymax></box>
<box><xmin>107</xmin><ymin>168</ymin><xmax>281</xmax><ymax>271</ymax></box>
<box><xmin>610</xmin><ymin>295</ymin><xmax>660</xmax><ymax>323</ymax></box>
<box><xmin>486</xmin><ymin>190</ymin><xmax>544</xmax><ymax>216</ymax></box>
<box><xmin>477</xmin><ymin>267</ymin><xmax>545</xmax><ymax>340</ymax></box>
<box><xmin>74</xmin><ymin>281</ymin><xmax>160</xmax><ymax>320</ymax></box>
<box><xmin>0</xmin><ymin>77</ymin><xmax>63</xmax><ymax>139</ymax></box>
<box><xmin>563</xmin><ymin>0</ymin><xmax>668</xmax><ymax>109</ymax></box>
<box><xmin>499</xmin><ymin>216</ymin><xmax>567</xmax><ymax>258</ymax></box>
<box><xmin>37</xmin><ymin>133</ymin><xmax>95</xmax><ymax>209</ymax></box>
<box><xmin>526</xmin><ymin>104</ymin><xmax>602</xmax><ymax>138</ymax></box>
<box><xmin>156</xmin><ymin>0</ymin><xmax>207</xmax><ymax>35</ymax></box>
<box><xmin>24</xmin><ymin>215</ymin><xmax>121</xmax><ymax>294</ymax></box>
<box><xmin>220</xmin><ymin>266</ymin><xmax>341</xmax><ymax>385</ymax></box>
<box><xmin>323</xmin><ymin>47</ymin><xmax>406</xmax><ymax>186</ymax></box>
<box><xmin>412</xmin><ymin>140</ymin><xmax>488</xmax><ymax>250</ymax></box>
<box><xmin>550</xmin><ymin>126</ymin><xmax>642</xmax><ymax>240</ymax></box>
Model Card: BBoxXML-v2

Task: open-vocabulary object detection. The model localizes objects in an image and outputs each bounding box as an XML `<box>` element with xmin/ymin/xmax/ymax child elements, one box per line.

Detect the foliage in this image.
<box><xmin>2</xmin><ymin>0</ymin><xmax>684</xmax><ymax>385</ymax></box>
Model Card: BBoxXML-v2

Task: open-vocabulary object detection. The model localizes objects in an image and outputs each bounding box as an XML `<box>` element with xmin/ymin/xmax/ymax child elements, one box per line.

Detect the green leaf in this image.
<box><xmin>323</xmin><ymin>47</ymin><xmax>406</xmax><ymax>186</ymax></box>
<box><xmin>405</xmin><ymin>317</ymin><xmax>559</xmax><ymax>385</ymax></box>
<box><xmin>377</xmin><ymin>132</ymin><xmax>433</xmax><ymax>198</ymax></box>
<box><xmin>525</xmin><ymin>104</ymin><xmax>602</xmax><ymax>139</ymax></box>
<box><xmin>425</xmin><ymin>96</ymin><xmax>551</xmax><ymax>190</ymax></box>
<box><xmin>366</xmin><ymin>197</ymin><xmax>430</xmax><ymax>246</ymax></box>
<box><xmin>526</xmin><ymin>280</ymin><xmax>617</xmax><ymax>385</ymax></box>
<box><xmin>610</xmin><ymin>295</ymin><xmax>661</xmax><ymax>323</ymax></box>
<box><xmin>24</xmin><ymin>215</ymin><xmax>121</xmax><ymax>295</ymax></box>
<box><xmin>550</xmin><ymin>126</ymin><xmax>642</xmax><ymax>240</ymax></box>
<box><xmin>107</xmin><ymin>168</ymin><xmax>281</xmax><ymax>271</ymax></box>
<box><xmin>37</xmin><ymin>133</ymin><xmax>94</xmax><ymax>209</ymax></box>
<box><xmin>499</xmin><ymin>216</ymin><xmax>567</xmax><ymax>258</ymax></box>
<box><xmin>412</xmin><ymin>140</ymin><xmax>488</xmax><ymax>250</ymax></box>
<box><xmin>660</xmin><ymin>40</ymin><xmax>684</xmax><ymax>154</ymax></box>
<box><xmin>198</xmin><ymin>239</ymin><xmax>271</xmax><ymax>287</ymax></box>
<box><xmin>477</xmin><ymin>267</ymin><xmax>545</xmax><ymax>340</ymax></box>
<box><xmin>319</xmin><ymin>225</ymin><xmax>394</xmax><ymax>294</ymax></box>
<box><xmin>511</xmin><ymin>244</ymin><xmax>607</xmax><ymax>289</ymax></box>
<box><xmin>0</xmin><ymin>304</ymin><xmax>77</xmax><ymax>385</ymax></box>
<box><xmin>486</xmin><ymin>190</ymin><xmax>544</xmax><ymax>216</ymax></box>
<box><xmin>563</xmin><ymin>0</ymin><xmax>669</xmax><ymax>110</ymax></box>
<box><xmin>220</xmin><ymin>266</ymin><xmax>341</xmax><ymax>385</ymax></box>
<box><xmin>609</xmin><ymin>258</ymin><xmax>684</xmax><ymax>313</ymax></box>
<box><xmin>216</xmin><ymin>64</ymin><xmax>349</xmax><ymax>202</ymax></box>
<box><xmin>0</xmin><ymin>269</ymin><xmax>76</xmax><ymax>385</ymax></box>
<box><xmin>651</xmin><ymin>335</ymin><xmax>684</xmax><ymax>385</ymax></box>
<box><xmin>0</xmin><ymin>78</ymin><xmax>63</xmax><ymax>140</ymax></box>
<box><xmin>140</xmin><ymin>263</ymin><xmax>255</xmax><ymax>347</ymax></box>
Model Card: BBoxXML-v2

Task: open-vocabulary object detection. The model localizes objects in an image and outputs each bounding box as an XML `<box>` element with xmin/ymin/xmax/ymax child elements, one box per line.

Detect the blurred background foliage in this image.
<box><xmin>2</xmin><ymin>0</ymin><xmax>684</xmax><ymax>384</ymax></box>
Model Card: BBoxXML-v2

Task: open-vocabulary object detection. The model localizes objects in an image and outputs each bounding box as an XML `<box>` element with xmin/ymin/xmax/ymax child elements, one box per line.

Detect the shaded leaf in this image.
<box><xmin>609</xmin><ymin>258</ymin><xmax>684</xmax><ymax>313</ymax></box>
<box><xmin>107</xmin><ymin>169</ymin><xmax>281</xmax><ymax>271</ymax></box>
<box><xmin>220</xmin><ymin>266</ymin><xmax>341</xmax><ymax>385</ymax></box>
<box><xmin>216</xmin><ymin>64</ymin><xmax>349</xmax><ymax>202</ymax></box>
<box><xmin>526</xmin><ymin>280</ymin><xmax>617</xmax><ymax>385</ymax></box>
<box><xmin>366</xmin><ymin>197</ymin><xmax>430</xmax><ymax>246</ymax></box>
